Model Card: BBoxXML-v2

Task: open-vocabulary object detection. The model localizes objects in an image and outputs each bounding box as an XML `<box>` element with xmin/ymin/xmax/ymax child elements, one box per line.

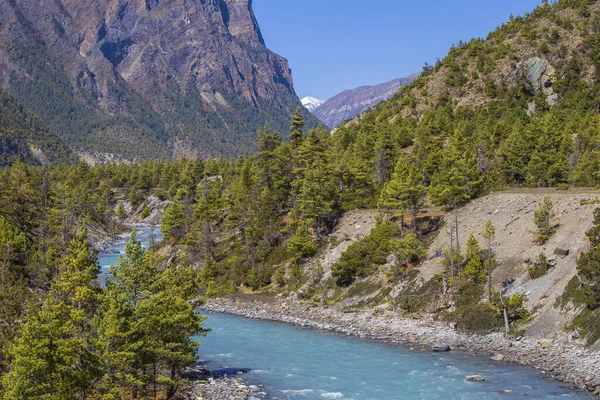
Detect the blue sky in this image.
<box><xmin>253</xmin><ymin>0</ymin><xmax>543</xmax><ymax>100</ymax></box>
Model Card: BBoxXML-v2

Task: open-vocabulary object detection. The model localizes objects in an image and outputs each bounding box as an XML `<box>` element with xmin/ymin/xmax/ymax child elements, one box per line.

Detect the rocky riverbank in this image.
<box><xmin>200</xmin><ymin>295</ymin><xmax>600</xmax><ymax>398</ymax></box>
<box><xmin>182</xmin><ymin>366</ymin><xmax>267</xmax><ymax>400</ymax></box>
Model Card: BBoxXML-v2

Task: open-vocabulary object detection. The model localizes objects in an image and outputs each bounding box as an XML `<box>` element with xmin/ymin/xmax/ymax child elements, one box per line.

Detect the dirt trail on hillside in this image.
<box><xmin>417</xmin><ymin>189</ymin><xmax>600</xmax><ymax>341</ymax></box>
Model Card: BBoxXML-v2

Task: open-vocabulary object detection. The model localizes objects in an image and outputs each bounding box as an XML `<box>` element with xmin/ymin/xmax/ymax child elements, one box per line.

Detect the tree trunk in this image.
<box><xmin>454</xmin><ymin>212</ymin><xmax>460</xmax><ymax>255</ymax></box>
<box><xmin>500</xmin><ymin>295</ymin><xmax>510</xmax><ymax>333</ymax></box>
<box><xmin>442</xmin><ymin>275</ymin><xmax>448</xmax><ymax>294</ymax></box>
<box><xmin>449</xmin><ymin>225</ymin><xmax>455</xmax><ymax>277</ymax></box>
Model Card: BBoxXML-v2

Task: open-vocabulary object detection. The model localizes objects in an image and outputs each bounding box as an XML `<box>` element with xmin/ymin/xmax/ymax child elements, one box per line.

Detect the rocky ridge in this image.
<box><xmin>312</xmin><ymin>74</ymin><xmax>418</xmax><ymax>128</ymax></box>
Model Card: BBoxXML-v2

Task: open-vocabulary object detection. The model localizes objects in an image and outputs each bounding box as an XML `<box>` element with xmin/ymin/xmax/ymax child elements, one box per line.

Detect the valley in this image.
<box><xmin>3</xmin><ymin>0</ymin><xmax>600</xmax><ymax>399</ymax></box>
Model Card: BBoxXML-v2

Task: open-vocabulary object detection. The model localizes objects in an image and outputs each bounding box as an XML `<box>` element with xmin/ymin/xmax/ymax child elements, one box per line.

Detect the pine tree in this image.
<box><xmin>289</xmin><ymin>106</ymin><xmax>306</xmax><ymax>150</ymax></box>
<box><xmin>577</xmin><ymin>209</ymin><xmax>600</xmax><ymax>308</ymax></box>
<box><xmin>463</xmin><ymin>234</ymin><xmax>485</xmax><ymax>282</ymax></box>
<box><xmin>533</xmin><ymin>196</ymin><xmax>556</xmax><ymax>243</ymax></box>
<box><xmin>162</xmin><ymin>201</ymin><xmax>186</xmax><ymax>243</ymax></box>
<box><xmin>293</xmin><ymin>126</ymin><xmax>338</xmax><ymax>239</ymax></box>
<box><xmin>99</xmin><ymin>233</ymin><xmax>205</xmax><ymax>399</ymax></box>
<box><xmin>379</xmin><ymin>156</ymin><xmax>426</xmax><ymax>231</ymax></box>
<box><xmin>429</xmin><ymin>129</ymin><xmax>484</xmax><ymax>208</ymax></box>
<box><xmin>2</xmin><ymin>234</ymin><xmax>102</xmax><ymax>400</ymax></box>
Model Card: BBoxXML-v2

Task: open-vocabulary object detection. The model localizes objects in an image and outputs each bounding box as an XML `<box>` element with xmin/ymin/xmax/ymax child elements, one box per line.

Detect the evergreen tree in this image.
<box><xmin>162</xmin><ymin>201</ymin><xmax>186</xmax><ymax>243</ymax></box>
<box><xmin>533</xmin><ymin>196</ymin><xmax>556</xmax><ymax>243</ymax></box>
<box><xmin>289</xmin><ymin>106</ymin><xmax>306</xmax><ymax>149</ymax></box>
<box><xmin>99</xmin><ymin>233</ymin><xmax>205</xmax><ymax>399</ymax></box>
<box><xmin>463</xmin><ymin>234</ymin><xmax>485</xmax><ymax>282</ymax></box>
<box><xmin>428</xmin><ymin>129</ymin><xmax>484</xmax><ymax>208</ymax></box>
<box><xmin>379</xmin><ymin>156</ymin><xmax>426</xmax><ymax>231</ymax></box>
<box><xmin>293</xmin><ymin>126</ymin><xmax>338</xmax><ymax>239</ymax></box>
<box><xmin>482</xmin><ymin>220</ymin><xmax>497</xmax><ymax>299</ymax></box>
<box><xmin>2</xmin><ymin>234</ymin><xmax>102</xmax><ymax>400</ymax></box>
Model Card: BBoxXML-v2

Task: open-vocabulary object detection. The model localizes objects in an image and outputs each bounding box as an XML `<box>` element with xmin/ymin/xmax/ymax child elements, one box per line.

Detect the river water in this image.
<box><xmin>98</xmin><ymin>227</ymin><xmax>586</xmax><ymax>400</ymax></box>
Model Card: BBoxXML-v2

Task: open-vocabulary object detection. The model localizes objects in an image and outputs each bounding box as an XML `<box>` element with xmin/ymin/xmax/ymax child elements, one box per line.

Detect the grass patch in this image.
<box><xmin>345</xmin><ymin>281</ymin><xmax>381</xmax><ymax>299</ymax></box>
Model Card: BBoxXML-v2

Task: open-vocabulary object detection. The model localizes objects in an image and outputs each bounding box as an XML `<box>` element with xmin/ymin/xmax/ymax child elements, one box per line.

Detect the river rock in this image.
<box><xmin>433</xmin><ymin>342</ymin><xmax>451</xmax><ymax>352</ymax></box>
<box><xmin>466</xmin><ymin>374</ymin><xmax>485</xmax><ymax>382</ymax></box>
<box><xmin>491</xmin><ymin>354</ymin><xmax>505</xmax><ymax>361</ymax></box>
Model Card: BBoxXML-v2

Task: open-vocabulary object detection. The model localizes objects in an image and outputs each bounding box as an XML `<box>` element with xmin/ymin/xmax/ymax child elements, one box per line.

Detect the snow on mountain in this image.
<box><xmin>301</xmin><ymin>96</ymin><xmax>325</xmax><ymax>112</ymax></box>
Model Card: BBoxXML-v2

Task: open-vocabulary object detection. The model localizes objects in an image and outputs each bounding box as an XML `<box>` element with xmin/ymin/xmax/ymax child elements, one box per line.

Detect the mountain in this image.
<box><xmin>0</xmin><ymin>90</ymin><xmax>73</xmax><ymax>166</ymax></box>
<box><xmin>311</xmin><ymin>74</ymin><xmax>418</xmax><ymax>128</ymax></box>
<box><xmin>0</xmin><ymin>0</ymin><xmax>319</xmax><ymax>161</ymax></box>
<box><xmin>301</xmin><ymin>96</ymin><xmax>324</xmax><ymax>112</ymax></box>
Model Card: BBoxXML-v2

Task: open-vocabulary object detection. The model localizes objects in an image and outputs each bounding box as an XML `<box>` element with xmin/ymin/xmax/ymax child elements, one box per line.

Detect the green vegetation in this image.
<box><xmin>529</xmin><ymin>253</ymin><xmax>553</xmax><ymax>279</ymax></box>
<box><xmin>0</xmin><ymin>90</ymin><xmax>73</xmax><ymax>166</ymax></box>
<box><xmin>331</xmin><ymin>221</ymin><xmax>400</xmax><ymax>286</ymax></box>
<box><xmin>5</xmin><ymin>1</ymin><xmax>600</xmax><ymax>393</ymax></box>
<box><xmin>0</xmin><ymin>159</ymin><xmax>208</xmax><ymax>397</ymax></box>
<box><xmin>533</xmin><ymin>196</ymin><xmax>557</xmax><ymax>243</ymax></box>
<box><xmin>559</xmin><ymin>208</ymin><xmax>600</xmax><ymax>344</ymax></box>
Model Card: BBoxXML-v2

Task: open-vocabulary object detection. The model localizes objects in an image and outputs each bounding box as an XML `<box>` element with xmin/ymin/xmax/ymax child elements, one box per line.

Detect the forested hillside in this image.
<box><xmin>0</xmin><ymin>90</ymin><xmax>73</xmax><ymax>166</ymax></box>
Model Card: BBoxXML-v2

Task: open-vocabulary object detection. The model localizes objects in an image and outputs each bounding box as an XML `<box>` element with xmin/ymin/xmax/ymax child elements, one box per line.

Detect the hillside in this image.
<box><xmin>0</xmin><ymin>90</ymin><xmax>73</xmax><ymax>166</ymax></box>
<box><xmin>312</xmin><ymin>74</ymin><xmax>418</xmax><ymax>128</ymax></box>
<box><xmin>410</xmin><ymin>190</ymin><xmax>599</xmax><ymax>343</ymax></box>
<box><xmin>338</xmin><ymin>1</ymin><xmax>600</xmax><ymax>126</ymax></box>
<box><xmin>0</xmin><ymin>0</ymin><xmax>319</xmax><ymax>161</ymax></box>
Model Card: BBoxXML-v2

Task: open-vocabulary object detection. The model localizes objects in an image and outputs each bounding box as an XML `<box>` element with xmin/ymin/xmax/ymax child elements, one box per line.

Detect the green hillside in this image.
<box><xmin>0</xmin><ymin>90</ymin><xmax>73</xmax><ymax>166</ymax></box>
<box><xmin>330</xmin><ymin>0</ymin><xmax>600</xmax><ymax>207</ymax></box>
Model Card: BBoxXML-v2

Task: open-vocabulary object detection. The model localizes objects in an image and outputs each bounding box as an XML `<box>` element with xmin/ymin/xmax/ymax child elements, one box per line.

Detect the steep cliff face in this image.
<box><xmin>0</xmin><ymin>0</ymin><xmax>315</xmax><ymax>160</ymax></box>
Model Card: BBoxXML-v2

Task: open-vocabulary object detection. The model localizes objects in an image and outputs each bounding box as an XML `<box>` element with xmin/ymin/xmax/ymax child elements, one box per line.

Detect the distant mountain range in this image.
<box><xmin>306</xmin><ymin>74</ymin><xmax>419</xmax><ymax>128</ymax></box>
<box><xmin>0</xmin><ymin>0</ymin><xmax>319</xmax><ymax>162</ymax></box>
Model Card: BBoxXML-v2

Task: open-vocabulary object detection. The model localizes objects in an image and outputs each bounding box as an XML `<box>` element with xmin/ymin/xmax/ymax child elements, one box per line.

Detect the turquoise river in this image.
<box><xmin>99</xmin><ymin>227</ymin><xmax>587</xmax><ymax>400</ymax></box>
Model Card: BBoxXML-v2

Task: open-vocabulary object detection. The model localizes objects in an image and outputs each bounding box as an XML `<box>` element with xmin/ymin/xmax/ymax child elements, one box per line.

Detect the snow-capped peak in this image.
<box><xmin>301</xmin><ymin>96</ymin><xmax>324</xmax><ymax>112</ymax></box>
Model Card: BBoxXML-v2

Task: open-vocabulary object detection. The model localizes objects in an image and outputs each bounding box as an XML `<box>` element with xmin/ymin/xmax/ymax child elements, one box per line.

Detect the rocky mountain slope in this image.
<box><xmin>311</xmin><ymin>74</ymin><xmax>418</xmax><ymax>128</ymax></box>
<box><xmin>0</xmin><ymin>0</ymin><xmax>318</xmax><ymax>161</ymax></box>
<box><xmin>417</xmin><ymin>190</ymin><xmax>599</xmax><ymax>343</ymax></box>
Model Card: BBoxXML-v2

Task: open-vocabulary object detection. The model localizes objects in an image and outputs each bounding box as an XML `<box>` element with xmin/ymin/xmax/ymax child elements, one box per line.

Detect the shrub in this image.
<box><xmin>246</xmin><ymin>265</ymin><xmax>273</xmax><ymax>290</ymax></box>
<box><xmin>287</xmin><ymin>222</ymin><xmax>317</xmax><ymax>259</ymax></box>
<box><xmin>457</xmin><ymin>303</ymin><xmax>503</xmax><ymax>333</ymax></box>
<box><xmin>533</xmin><ymin>196</ymin><xmax>556</xmax><ymax>243</ymax></box>
<box><xmin>506</xmin><ymin>293</ymin><xmax>532</xmax><ymax>323</ymax></box>
<box><xmin>140</xmin><ymin>205</ymin><xmax>151</xmax><ymax>219</ymax></box>
<box><xmin>331</xmin><ymin>221</ymin><xmax>399</xmax><ymax>286</ymax></box>
<box><xmin>528</xmin><ymin>253</ymin><xmax>553</xmax><ymax>279</ymax></box>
